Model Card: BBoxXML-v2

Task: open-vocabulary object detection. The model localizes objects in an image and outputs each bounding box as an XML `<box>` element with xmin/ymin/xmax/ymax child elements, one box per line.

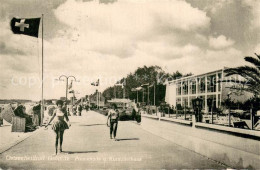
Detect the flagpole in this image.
<box><xmin>123</xmin><ymin>87</ymin><xmax>125</xmax><ymax>99</ymax></box>
<box><xmin>41</xmin><ymin>14</ymin><xmax>44</xmax><ymax>126</ymax></box>
<box><xmin>123</xmin><ymin>79</ymin><xmax>125</xmax><ymax>99</ymax></box>
<box><xmin>148</xmin><ymin>86</ymin><xmax>149</xmax><ymax>105</ymax></box>
<box><xmin>114</xmin><ymin>87</ymin><xmax>116</xmax><ymax>99</ymax></box>
<box><xmin>96</xmin><ymin>89</ymin><xmax>98</xmax><ymax>109</ymax></box>
<box><xmin>154</xmin><ymin>84</ymin><xmax>156</xmax><ymax>106</ymax></box>
<box><xmin>99</xmin><ymin>91</ymin><xmax>101</xmax><ymax>109</ymax></box>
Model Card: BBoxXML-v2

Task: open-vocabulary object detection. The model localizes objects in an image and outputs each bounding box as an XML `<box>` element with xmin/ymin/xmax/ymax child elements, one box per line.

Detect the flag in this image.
<box><xmin>148</xmin><ymin>83</ymin><xmax>154</xmax><ymax>88</ymax></box>
<box><xmin>131</xmin><ymin>88</ymin><xmax>136</xmax><ymax>92</ymax></box>
<box><xmin>68</xmin><ymin>81</ymin><xmax>73</xmax><ymax>90</ymax></box>
<box><xmin>91</xmin><ymin>79</ymin><xmax>99</xmax><ymax>86</ymax></box>
<box><xmin>10</xmin><ymin>17</ymin><xmax>41</xmax><ymax>37</ymax></box>
<box><xmin>141</xmin><ymin>83</ymin><xmax>149</xmax><ymax>87</ymax></box>
<box><xmin>115</xmin><ymin>81</ymin><xmax>123</xmax><ymax>87</ymax></box>
<box><xmin>115</xmin><ymin>78</ymin><xmax>125</xmax><ymax>87</ymax></box>
<box><xmin>136</xmin><ymin>87</ymin><xmax>143</xmax><ymax>91</ymax></box>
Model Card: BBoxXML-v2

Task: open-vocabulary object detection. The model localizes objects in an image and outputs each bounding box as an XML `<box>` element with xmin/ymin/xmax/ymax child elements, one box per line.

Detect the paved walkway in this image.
<box><xmin>0</xmin><ymin>111</ymin><xmax>226</xmax><ymax>169</ymax></box>
<box><xmin>0</xmin><ymin>120</ymin><xmax>41</xmax><ymax>154</ymax></box>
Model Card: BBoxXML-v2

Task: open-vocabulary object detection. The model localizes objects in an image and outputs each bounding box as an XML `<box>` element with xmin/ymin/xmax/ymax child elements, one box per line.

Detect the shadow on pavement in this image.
<box><xmin>69</xmin><ymin>122</ymin><xmax>81</xmax><ymax>124</ymax></box>
<box><xmin>0</xmin><ymin>125</ymin><xmax>11</xmax><ymax>127</ymax></box>
<box><xmin>116</xmin><ymin>138</ymin><xmax>139</xmax><ymax>141</ymax></box>
<box><xmin>79</xmin><ymin>124</ymin><xmax>106</xmax><ymax>126</ymax></box>
<box><xmin>62</xmin><ymin>151</ymin><xmax>98</xmax><ymax>154</ymax></box>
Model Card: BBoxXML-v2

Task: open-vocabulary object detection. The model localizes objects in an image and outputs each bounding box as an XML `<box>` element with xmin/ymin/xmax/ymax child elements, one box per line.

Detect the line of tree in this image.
<box><xmin>102</xmin><ymin>65</ymin><xmax>192</xmax><ymax>106</ymax></box>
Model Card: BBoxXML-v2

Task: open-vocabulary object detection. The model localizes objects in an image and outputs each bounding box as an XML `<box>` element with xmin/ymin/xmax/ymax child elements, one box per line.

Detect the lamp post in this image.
<box><xmin>141</xmin><ymin>83</ymin><xmax>149</xmax><ymax>105</ymax></box>
<box><xmin>137</xmin><ymin>90</ymin><xmax>139</xmax><ymax>103</ymax></box>
<box><xmin>227</xmin><ymin>92</ymin><xmax>231</xmax><ymax>127</ymax></box>
<box><xmin>207</xmin><ymin>98</ymin><xmax>213</xmax><ymax>124</ymax></box>
<box><xmin>142</xmin><ymin>88</ymin><xmax>144</xmax><ymax>103</ymax></box>
<box><xmin>132</xmin><ymin>87</ymin><xmax>143</xmax><ymax>104</ymax></box>
<box><xmin>95</xmin><ymin>89</ymin><xmax>98</xmax><ymax>109</ymax></box>
<box><xmin>154</xmin><ymin>84</ymin><xmax>156</xmax><ymax>106</ymax></box>
<box><xmin>57</xmin><ymin>75</ymin><xmax>78</xmax><ymax>109</ymax></box>
<box><xmin>147</xmin><ymin>86</ymin><xmax>150</xmax><ymax>105</ymax></box>
<box><xmin>192</xmin><ymin>97</ymin><xmax>203</xmax><ymax>122</ymax></box>
<box><xmin>184</xmin><ymin>99</ymin><xmax>187</xmax><ymax>120</ymax></box>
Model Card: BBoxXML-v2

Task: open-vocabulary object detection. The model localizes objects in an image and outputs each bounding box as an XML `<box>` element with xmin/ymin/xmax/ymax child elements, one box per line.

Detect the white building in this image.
<box><xmin>165</xmin><ymin>68</ymin><xmax>252</xmax><ymax>112</ymax></box>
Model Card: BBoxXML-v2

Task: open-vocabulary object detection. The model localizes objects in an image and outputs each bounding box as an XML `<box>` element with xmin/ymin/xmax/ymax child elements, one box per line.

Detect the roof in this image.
<box><xmin>167</xmin><ymin>68</ymin><xmax>225</xmax><ymax>84</ymax></box>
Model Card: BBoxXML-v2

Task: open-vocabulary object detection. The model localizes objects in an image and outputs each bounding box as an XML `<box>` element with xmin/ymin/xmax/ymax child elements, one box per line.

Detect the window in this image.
<box><xmin>182</xmin><ymin>81</ymin><xmax>188</xmax><ymax>95</ymax></box>
<box><xmin>218</xmin><ymin>73</ymin><xmax>222</xmax><ymax>92</ymax></box>
<box><xmin>198</xmin><ymin>77</ymin><xmax>205</xmax><ymax>93</ymax></box>
<box><xmin>177</xmin><ymin>82</ymin><xmax>182</xmax><ymax>95</ymax></box>
<box><xmin>207</xmin><ymin>75</ymin><xmax>216</xmax><ymax>93</ymax></box>
<box><xmin>207</xmin><ymin>95</ymin><xmax>216</xmax><ymax>111</ymax></box>
<box><xmin>189</xmin><ymin>79</ymin><xmax>196</xmax><ymax>94</ymax></box>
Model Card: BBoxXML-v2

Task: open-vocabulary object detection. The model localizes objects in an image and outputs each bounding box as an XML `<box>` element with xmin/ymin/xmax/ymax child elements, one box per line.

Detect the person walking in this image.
<box><xmin>73</xmin><ymin>105</ymin><xmax>77</xmax><ymax>116</ymax></box>
<box><xmin>107</xmin><ymin>104</ymin><xmax>119</xmax><ymax>141</ymax></box>
<box><xmin>78</xmin><ymin>105</ymin><xmax>82</xmax><ymax>116</ymax></box>
<box><xmin>46</xmin><ymin>100</ymin><xmax>70</xmax><ymax>155</ymax></box>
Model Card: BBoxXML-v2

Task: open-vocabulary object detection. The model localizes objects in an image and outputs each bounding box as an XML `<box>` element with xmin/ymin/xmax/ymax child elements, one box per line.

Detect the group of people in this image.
<box><xmin>45</xmin><ymin>101</ymin><xmax>120</xmax><ymax>155</ymax></box>
<box><xmin>71</xmin><ymin>104</ymin><xmax>83</xmax><ymax>116</ymax></box>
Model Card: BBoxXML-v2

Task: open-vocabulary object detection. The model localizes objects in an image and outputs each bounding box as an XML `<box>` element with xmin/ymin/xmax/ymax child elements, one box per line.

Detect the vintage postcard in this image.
<box><xmin>0</xmin><ymin>0</ymin><xmax>259</xmax><ymax>169</ymax></box>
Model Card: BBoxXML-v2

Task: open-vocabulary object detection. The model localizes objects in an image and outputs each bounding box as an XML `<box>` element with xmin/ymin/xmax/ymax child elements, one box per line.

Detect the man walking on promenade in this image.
<box><xmin>107</xmin><ymin>104</ymin><xmax>119</xmax><ymax>141</ymax></box>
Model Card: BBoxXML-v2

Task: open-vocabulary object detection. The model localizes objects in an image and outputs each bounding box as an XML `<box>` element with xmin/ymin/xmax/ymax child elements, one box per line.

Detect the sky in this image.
<box><xmin>0</xmin><ymin>0</ymin><xmax>259</xmax><ymax>101</ymax></box>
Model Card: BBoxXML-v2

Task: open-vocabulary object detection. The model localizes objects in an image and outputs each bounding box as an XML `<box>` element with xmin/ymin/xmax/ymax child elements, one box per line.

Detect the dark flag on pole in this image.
<box><xmin>96</xmin><ymin>79</ymin><xmax>99</xmax><ymax>86</ymax></box>
<box><xmin>69</xmin><ymin>90</ymin><xmax>74</xmax><ymax>93</ymax></box>
<box><xmin>10</xmin><ymin>17</ymin><xmax>41</xmax><ymax>37</ymax></box>
<box><xmin>91</xmin><ymin>79</ymin><xmax>99</xmax><ymax>86</ymax></box>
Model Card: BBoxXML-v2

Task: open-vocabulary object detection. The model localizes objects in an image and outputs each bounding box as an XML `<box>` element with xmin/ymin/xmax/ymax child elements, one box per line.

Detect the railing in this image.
<box><xmin>141</xmin><ymin>107</ymin><xmax>260</xmax><ymax>141</ymax></box>
<box><xmin>140</xmin><ymin>106</ymin><xmax>260</xmax><ymax>131</ymax></box>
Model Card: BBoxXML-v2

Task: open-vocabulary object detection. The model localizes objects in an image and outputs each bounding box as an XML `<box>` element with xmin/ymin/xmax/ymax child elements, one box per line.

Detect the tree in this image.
<box><xmin>224</xmin><ymin>53</ymin><xmax>260</xmax><ymax>97</ymax></box>
<box><xmin>101</xmin><ymin>65</ymin><xmax>193</xmax><ymax>106</ymax></box>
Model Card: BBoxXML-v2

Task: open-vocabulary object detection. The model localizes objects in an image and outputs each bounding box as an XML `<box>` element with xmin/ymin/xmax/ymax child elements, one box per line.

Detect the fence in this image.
<box><xmin>141</xmin><ymin>105</ymin><xmax>260</xmax><ymax>131</ymax></box>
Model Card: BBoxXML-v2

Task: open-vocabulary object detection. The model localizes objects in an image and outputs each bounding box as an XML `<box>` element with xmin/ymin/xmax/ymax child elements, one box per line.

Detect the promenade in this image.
<box><xmin>0</xmin><ymin>110</ymin><xmax>225</xmax><ymax>169</ymax></box>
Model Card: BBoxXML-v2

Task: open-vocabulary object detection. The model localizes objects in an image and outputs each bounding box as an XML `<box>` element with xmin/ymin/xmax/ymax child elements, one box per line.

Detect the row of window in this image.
<box><xmin>176</xmin><ymin>73</ymin><xmax>222</xmax><ymax>95</ymax></box>
<box><xmin>176</xmin><ymin>94</ymin><xmax>221</xmax><ymax>109</ymax></box>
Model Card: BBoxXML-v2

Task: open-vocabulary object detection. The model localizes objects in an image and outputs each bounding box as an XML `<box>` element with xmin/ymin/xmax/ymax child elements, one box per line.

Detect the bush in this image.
<box><xmin>135</xmin><ymin>114</ymin><xmax>141</xmax><ymax>123</ymax></box>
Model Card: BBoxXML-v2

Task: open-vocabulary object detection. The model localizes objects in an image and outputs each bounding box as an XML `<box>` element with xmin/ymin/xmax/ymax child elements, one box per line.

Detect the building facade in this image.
<box><xmin>165</xmin><ymin>68</ymin><xmax>252</xmax><ymax>112</ymax></box>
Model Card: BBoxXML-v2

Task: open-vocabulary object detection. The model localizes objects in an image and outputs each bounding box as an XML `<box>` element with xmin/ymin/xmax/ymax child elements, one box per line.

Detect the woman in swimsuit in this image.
<box><xmin>46</xmin><ymin>100</ymin><xmax>70</xmax><ymax>155</ymax></box>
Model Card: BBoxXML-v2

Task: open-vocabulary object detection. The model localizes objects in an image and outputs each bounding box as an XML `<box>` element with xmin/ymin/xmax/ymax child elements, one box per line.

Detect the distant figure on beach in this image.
<box><xmin>107</xmin><ymin>104</ymin><xmax>119</xmax><ymax>141</ymax></box>
<box><xmin>46</xmin><ymin>100</ymin><xmax>71</xmax><ymax>155</ymax></box>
